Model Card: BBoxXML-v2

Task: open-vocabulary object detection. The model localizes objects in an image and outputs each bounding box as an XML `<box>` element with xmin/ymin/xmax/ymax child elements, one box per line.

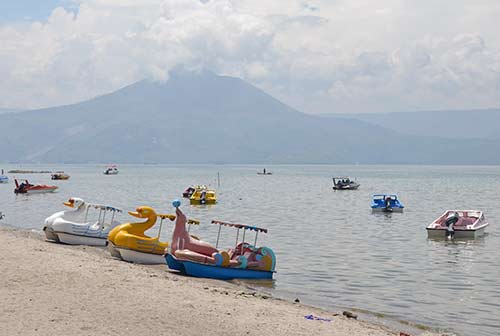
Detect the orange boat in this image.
<box><xmin>14</xmin><ymin>179</ymin><xmax>58</xmax><ymax>194</ymax></box>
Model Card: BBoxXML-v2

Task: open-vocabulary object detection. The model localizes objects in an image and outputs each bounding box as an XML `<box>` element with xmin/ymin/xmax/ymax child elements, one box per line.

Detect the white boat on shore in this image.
<box><xmin>427</xmin><ymin>210</ymin><xmax>489</xmax><ymax>239</ymax></box>
<box><xmin>44</xmin><ymin>197</ymin><xmax>122</xmax><ymax>246</ymax></box>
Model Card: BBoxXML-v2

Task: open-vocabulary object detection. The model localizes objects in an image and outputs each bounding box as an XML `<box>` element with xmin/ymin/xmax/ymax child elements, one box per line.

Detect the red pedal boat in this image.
<box><xmin>14</xmin><ymin>179</ymin><xmax>58</xmax><ymax>194</ymax></box>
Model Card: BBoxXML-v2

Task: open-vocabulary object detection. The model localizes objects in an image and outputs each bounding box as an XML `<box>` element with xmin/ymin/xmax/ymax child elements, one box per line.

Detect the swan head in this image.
<box><xmin>128</xmin><ymin>206</ymin><xmax>156</xmax><ymax>219</ymax></box>
<box><xmin>63</xmin><ymin>197</ymin><xmax>85</xmax><ymax>209</ymax></box>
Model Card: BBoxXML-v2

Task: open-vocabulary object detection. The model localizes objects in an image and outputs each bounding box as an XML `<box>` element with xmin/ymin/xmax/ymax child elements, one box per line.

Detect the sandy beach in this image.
<box><xmin>0</xmin><ymin>227</ymin><xmax>443</xmax><ymax>336</ymax></box>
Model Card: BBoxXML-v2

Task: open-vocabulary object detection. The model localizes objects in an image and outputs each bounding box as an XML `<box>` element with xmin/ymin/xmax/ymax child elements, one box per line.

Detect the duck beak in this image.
<box><xmin>128</xmin><ymin>211</ymin><xmax>142</xmax><ymax>218</ymax></box>
<box><xmin>63</xmin><ymin>200</ymin><xmax>74</xmax><ymax>207</ymax></box>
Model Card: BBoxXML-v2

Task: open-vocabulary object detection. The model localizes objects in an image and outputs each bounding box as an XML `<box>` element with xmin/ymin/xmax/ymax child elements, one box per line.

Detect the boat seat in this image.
<box><xmin>455</xmin><ymin>217</ymin><xmax>476</xmax><ymax>226</ymax></box>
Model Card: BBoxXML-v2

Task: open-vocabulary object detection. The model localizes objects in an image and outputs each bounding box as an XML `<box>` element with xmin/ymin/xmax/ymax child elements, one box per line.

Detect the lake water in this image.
<box><xmin>1</xmin><ymin>164</ymin><xmax>499</xmax><ymax>336</ymax></box>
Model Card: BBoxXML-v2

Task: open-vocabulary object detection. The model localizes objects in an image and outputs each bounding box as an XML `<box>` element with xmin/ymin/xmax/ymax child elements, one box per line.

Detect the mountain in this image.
<box><xmin>331</xmin><ymin>109</ymin><xmax>500</xmax><ymax>139</ymax></box>
<box><xmin>0</xmin><ymin>108</ymin><xmax>22</xmax><ymax>114</ymax></box>
<box><xmin>2</xmin><ymin>69</ymin><xmax>500</xmax><ymax>164</ymax></box>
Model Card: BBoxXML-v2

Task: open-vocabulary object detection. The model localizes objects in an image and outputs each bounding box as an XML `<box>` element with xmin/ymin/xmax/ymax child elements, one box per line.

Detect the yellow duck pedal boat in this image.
<box><xmin>107</xmin><ymin>206</ymin><xmax>175</xmax><ymax>264</ymax></box>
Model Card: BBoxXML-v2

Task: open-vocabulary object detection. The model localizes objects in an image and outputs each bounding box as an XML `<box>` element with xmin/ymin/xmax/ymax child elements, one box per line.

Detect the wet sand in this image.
<box><xmin>0</xmin><ymin>228</ymin><xmax>443</xmax><ymax>336</ymax></box>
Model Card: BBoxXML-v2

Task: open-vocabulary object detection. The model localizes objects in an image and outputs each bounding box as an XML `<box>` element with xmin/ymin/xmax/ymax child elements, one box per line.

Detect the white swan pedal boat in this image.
<box><xmin>427</xmin><ymin>210</ymin><xmax>489</xmax><ymax>239</ymax></box>
<box><xmin>43</xmin><ymin>197</ymin><xmax>122</xmax><ymax>246</ymax></box>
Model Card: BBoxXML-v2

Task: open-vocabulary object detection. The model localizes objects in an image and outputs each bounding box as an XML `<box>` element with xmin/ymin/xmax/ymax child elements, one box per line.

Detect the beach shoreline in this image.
<box><xmin>0</xmin><ymin>227</ymin><xmax>444</xmax><ymax>336</ymax></box>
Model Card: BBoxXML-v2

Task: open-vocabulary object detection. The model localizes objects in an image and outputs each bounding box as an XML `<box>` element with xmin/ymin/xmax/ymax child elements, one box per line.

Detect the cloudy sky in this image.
<box><xmin>1</xmin><ymin>0</ymin><xmax>499</xmax><ymax>114</ymax></box>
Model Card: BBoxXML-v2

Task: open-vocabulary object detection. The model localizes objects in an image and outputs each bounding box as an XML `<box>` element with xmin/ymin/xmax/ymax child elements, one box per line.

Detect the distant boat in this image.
<box><xmin>0</xmin><ymin>211</ymin><xmax>4</xmax><ymax>220</ymax></box>
<box><xmin>51</xmin><ymin>173</ymin><xmax>70</xmax><ymax>180</ymax></box>
<box><xmin>332</xmin><ymin>177</ymin><xmax>359</xmax><ymax>190</ymax></box>
<box><xmin>103</xmin><ymin>165</ymin><xmax>119</xmax><ymax>175</ymax></box>
<box><xmin>371</xmin><ymin>194</ymin><xmax>404</xmax><ymax>213</ymax></box>
<box><xmin>190</xmin><ymin>186</ymin><xmax>217</xmax><ymax>205</ymax></box>
<box><xmin>14</xmin><ymin>179</ymin><xmax>58</xmax><ymax>194</ymax></box>
<box><xmin>257</xmin><ymin>168</ymin><xmax>272</xmax><ymax>175</ymax></box>
<box><xmin>0</xmin><ymin>169</ymin><xmax>8</xmax><ymax>183</ymax></box>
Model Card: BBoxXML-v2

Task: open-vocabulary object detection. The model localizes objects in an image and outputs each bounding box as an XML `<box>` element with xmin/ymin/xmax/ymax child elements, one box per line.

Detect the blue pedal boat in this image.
<box><xmin>371</xmin><ymin>194</ymin><xmax>404</xmax><ymax>213</ymax></box>
<box><xmin>166</xmin><ymin>253</ymin><xmax>274</xmax><ymax>280</ymax></box>
<box><xmin>166</xmin><ymin>220</ymin><xmax>276</xmax><ymax>280</ymax></box>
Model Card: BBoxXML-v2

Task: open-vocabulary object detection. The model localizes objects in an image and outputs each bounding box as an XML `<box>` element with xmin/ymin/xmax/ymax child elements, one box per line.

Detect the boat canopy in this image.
<box><xmin>89</xmin><ymin>204</ymin><xmax>122</xmax><ymax>212</ymax></box>
<box><xmin>211</xmin><ymin>220</ymin><xmax>268</xmax><ymax>233</ymax></box>
<box><xmin>157</xmin><ymin>214</ymin><xmax>176</xmax><ymax>220</ymax></box>
<box><xmin>373</xmin><ymin>194</ymin><xmax>398</xmax><ymax>199</ymax></box>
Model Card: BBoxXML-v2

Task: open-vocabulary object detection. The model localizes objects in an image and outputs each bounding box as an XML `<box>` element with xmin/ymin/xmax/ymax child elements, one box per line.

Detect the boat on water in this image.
<box><xmin>183</xmin><ymin>186</ymin><xmax>196</xmax><ymax>198</ymax></box>
<box><xmin>107</xmin><ymin>206</ymin><xmax>176</xmax><ymax>264</ymax></box>
<box><xmin>14</xmin><ymin>179</ymin><xmax>58</xmax><ymax>194</ymax></box>
<box><xmin>103</xmin><ymin>165</ymin><xmax>119</xmax><ymax>175</ymax></box>
<box><xmin>183</xmin><ymin>184</ymin><xmax>207</xmax><ymax>198</ymax></box>
<box><xmin>257</xmin><ymin>168</ymin><xmax>272</xmax><ymax>175</ymax></box>
<box><xmin>190</xmin><ymin>186</ymin><xmax>217</xmax><ymax>205</ymax></box>
<box><xmin>427</xmin><ymin>210</ymin><xmax>489</xmax><ymax>239</ymax></box>
<box><xmin>371</xmin><ymin>194</ymin><xmax>404</xmax><ymax>213</ymax></box>
<box><xmin>0</xmin><ymin>169</ymin><xmax>8</xmax><ymax>183</ymax></box>
<box><xmin>44</xmin><ymin>198</ymin><xmax>122</xmax><ymax>246</ymax></box>
<box><xmin>166</xmin><ymin>200</ymin><xmax>276</xmax><ymax>280</ymax></box>
<box><xmin>332</xmin><ymin>176</ymin><xmax>360</xmax><ymax>190</ymax></box>
<box><xmin>51</xmin><ymin>173</ymin><xmax>70</xmax><ymax>180</ymax></box>
<box><xmin>0</xmin><ymin>212</ymin><xmax>4</xmax><ymax>220</ymax></box>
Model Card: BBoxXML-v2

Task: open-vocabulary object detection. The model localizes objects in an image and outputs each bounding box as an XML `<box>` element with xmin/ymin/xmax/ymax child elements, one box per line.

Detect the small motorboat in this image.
<box><xmin>332</xmin><ymin>176</ymin><xmax>360</xmax><ymax>190</ymax></box>
<box><xmin>14</xmin><ymin>179</ymin><xmax>58</xmax><ymax>194</ymax></box>
<box><xmin>166</xmin><ymin>200</ymin><xmax>276</xmax><ymax>280</ymax></box>
<box><xmin>371</xmin><ymin>194</ymin><xmax>404</xmax><ymax>213</ymax></box>
<box><xmin>427</xmin><ymin>210</ymin><xmax>489</xmax><ymax>239</ymax></box>
<box><xmin>107</xmin><ymin>206</ymin><xmax>176</xmax><ymax>264</ymax></box>
<box><xmin>0</xmin><ymin>212</ymin><xmax>4</xmax><ymax>220</ymax></box>
<box><xmin>190</xmin><ymin>186</ymin><xmax>217</xmax><ymax>205</ymax></box>
<box><xmin>51</xmin><ymin>173</ymin><xmax>70</xmax><ymax>180</ymax></box>
<box><xmin>103</xmin><ymin>165</ymin><xmax>119</xmax><ymax>175</ymax></box>
<box><xmin>43</xmin><ymin>198</ymin><xmax>122</xmax><ymax>245</ymax></box>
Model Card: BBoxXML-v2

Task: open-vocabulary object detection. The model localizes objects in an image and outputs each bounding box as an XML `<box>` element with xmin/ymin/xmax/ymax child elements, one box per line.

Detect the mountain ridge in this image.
<box><xmin>2</xmin><ymin>69</ymin><xmax>500</xmax><ymax>164</ymax></box>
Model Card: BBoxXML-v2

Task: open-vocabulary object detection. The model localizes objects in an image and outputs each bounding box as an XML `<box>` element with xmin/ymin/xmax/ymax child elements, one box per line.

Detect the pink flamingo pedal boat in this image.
<box><xmin>165</xmin><ymin>200</ymin><xmax>276</xmax><ymax>280</ymax></box>
<box><xmin>427</xmin><ymin>210</ymin><xmax>489</xmax><ymax>239</ymax></box>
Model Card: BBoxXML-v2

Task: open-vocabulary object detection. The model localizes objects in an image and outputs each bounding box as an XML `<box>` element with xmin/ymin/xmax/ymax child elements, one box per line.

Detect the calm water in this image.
<box><xmin>1</xmin><ymin>164</ymin><xmax>499</xmax><ymax>336</ymax></box>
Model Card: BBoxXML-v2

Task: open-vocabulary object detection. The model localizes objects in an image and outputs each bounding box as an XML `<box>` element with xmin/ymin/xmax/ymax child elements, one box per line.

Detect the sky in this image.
<box><xmin>1</xmin><ymin>0</ymin><xmax>500</xmax><ymax>114</ymax></box>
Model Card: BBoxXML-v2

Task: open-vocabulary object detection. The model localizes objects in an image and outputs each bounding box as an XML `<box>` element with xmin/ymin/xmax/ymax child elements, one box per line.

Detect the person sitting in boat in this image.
<box><xmin>384</xmin><ymin>196</ymin><xmax>392</xmax><ymax>209</ymax></box>
<box><xmin>18</xmin><ymin>182</ymin><xmax>27</xmax><ymax>192</ymax></box>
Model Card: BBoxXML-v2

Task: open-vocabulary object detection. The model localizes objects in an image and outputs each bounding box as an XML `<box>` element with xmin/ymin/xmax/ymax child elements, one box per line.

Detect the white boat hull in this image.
<box><xmin>26</xmin><ymin>188</ymin><xmax>58</xmax><ymax>194</ymax></box>
<box><xmin>56</xmin><ymin>232</ymin><xmax>107</xmax><ymax>246</ymax></box>
<box><xmin>44</xmin><ymin>227</ymin><xmax>107</xmax><ymax>246</ymax></box>
<box><xmin>427</xmin><ymin>223</ymin><xmax>489</xmax><ymax>239</ymax></box>
<box><xmin>108</xmin><ymin>243</ymin><xmax>165</xmax><ymax>264</ymax></box>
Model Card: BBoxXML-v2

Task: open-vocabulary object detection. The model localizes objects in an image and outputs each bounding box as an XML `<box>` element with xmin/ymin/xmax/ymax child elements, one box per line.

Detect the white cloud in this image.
<box><xmin>0</xmin><ymin>0</ymin><xmax>499</xmax><ymax>113</ymax></box>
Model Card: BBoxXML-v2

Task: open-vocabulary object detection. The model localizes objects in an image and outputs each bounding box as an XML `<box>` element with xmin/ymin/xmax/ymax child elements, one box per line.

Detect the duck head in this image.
<box><xmin>63</xmin><ymin>197</ymin><xmax>85</xmax><ymax>209</ymax></box>
<box><xmin>128</xmin><ymin>206</ymin><xmax>157</xmax><ymax>220</ymax></box>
